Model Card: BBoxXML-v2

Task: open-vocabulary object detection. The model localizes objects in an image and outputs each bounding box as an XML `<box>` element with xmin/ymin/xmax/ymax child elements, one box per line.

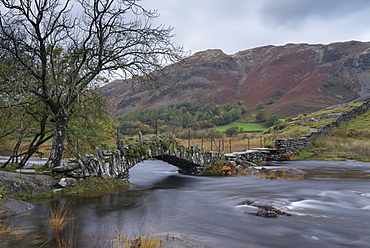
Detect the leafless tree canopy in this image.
<box><xmin>0</xmin><ymin>0</ymin><xmax>186</xmax><ymax>167</ymax></box>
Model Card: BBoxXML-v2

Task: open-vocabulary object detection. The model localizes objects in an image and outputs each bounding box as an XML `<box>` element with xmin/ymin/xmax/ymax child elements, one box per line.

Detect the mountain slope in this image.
<box><xmin>103</xmin><ymin>41</ymin><xmax>370</xmax><ymax>117</ymax></box>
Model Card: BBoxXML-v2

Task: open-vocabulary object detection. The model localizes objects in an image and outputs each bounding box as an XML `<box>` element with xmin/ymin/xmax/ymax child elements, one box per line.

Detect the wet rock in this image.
<box><xmin>52</xmin><ymin>159</ymin><xmax>82</xmax><ymax>172</ymax></box>
<box><xmin>248</xmin><ymin>210</ymin><xmax>280</xmax><ymax>218</ymax></box>
<box><xmin>228</xmin><ymin>161</ymin><xmax>237</xmax><ymax>167</ymax></box>
<box><xmin>243</xmin><ymin>161</ymin><xmax>257</xmax><ymax>167</ymax></box>
<box><xmin>253</xmin><ymin>167</ymin><xmax>306</xmax><ymax>179</ymax></box>
<box><xmin>241</xmin><ymin>200</ymin><xmax>293</xmax><ymax>218</ymax></box>
<box><xmin>235</xmin><ymin>165</ymin><xmax>243</xmax><ymax>173</ymax></box>
<box><xmin>58</xmin><ymin>178</ymin><xmax>77</xmax><ymax>187</ymax></box>
<box><xmin>160</xmin><ymin>234</ymin><xmax>215</xmax><ymax>247</ymax></box>
<box><xmin>244</xmin><ymin>166</ymin><xmax>258</xmax><ymax>174</ymax></box>
<box><xmin>0</xmin><ymin>171</ymin><xmax>57</xmax><ymax>217</ymax></box>
<box><xmin>238</xmin><ymin>200</ymin><xmax>254</xmax><ymax>205</ymax></box>
<box><xmin>15</xmin><ymin>169</ymin><xmax>35</xmax><ymax>174</ymax></box>
<box><xmin>0</xmin><ymin>171</ymin><xmax>57</xmax><ymax>195</ymax></box>
<box><xmin>0</xmin><ymin>197</ymin><xmax>35</xmax><ymax>218</ymax></box>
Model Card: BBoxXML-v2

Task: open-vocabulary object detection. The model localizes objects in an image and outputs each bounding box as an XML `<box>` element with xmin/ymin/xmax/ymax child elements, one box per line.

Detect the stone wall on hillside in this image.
<box><xmin>275</xmin><ymin>100</ymin><xmax>370</xmax><ymax>157</ymax></box>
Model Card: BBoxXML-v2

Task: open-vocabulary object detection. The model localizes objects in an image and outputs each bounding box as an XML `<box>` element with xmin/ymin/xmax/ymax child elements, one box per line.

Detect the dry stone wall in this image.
<box><xmin>275</xmin><ymin>99</ymin><xmax>370</xmax><ymax>157</ymax></box>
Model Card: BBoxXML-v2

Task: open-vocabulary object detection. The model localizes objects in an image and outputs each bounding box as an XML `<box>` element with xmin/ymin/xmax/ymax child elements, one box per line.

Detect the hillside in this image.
<box><xmin>103</xmin><ymin>41</ymin><xmax>370</xmax><ymax>118</ymax></box>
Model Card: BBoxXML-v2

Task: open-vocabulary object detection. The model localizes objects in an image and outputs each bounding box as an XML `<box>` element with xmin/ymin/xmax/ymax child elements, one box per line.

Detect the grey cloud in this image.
<box><xmin>259</xmin><ymin>0</ymin><xmax>370</xmax><ymax>27</ymax></box>
<box><xmin>141</xmin><ymin>0</ymin><xmax>370</xmax><ymax>54</ymax></box>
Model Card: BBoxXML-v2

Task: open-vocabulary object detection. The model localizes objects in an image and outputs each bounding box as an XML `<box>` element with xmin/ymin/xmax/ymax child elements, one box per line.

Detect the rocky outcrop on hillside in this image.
<box><xmin>103</xmin><ymin>41</ymin><xmax>370</xmax><ymax>117</ymax></box>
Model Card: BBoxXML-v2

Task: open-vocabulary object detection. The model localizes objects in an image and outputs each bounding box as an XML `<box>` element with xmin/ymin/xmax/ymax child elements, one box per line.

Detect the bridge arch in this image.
<box><xmin>53</xmin><ymin>135</ymin><xmax>219</xmax><ymax>178</ymax></box>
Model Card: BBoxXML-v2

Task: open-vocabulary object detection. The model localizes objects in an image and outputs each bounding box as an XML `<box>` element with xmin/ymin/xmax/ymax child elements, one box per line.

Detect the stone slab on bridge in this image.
<box><xmin>53</xmin><ymin>136</ymin><xmax>222</xmax><ymax>178</ymax></box>
<box><xmin>224</xmin><ymin>148</ymin><xmax>282</xmax><ymax>163</ymax></box>
<box><xmin>53</xmin><ymin>134</ymin><xmax>288</xmax><ymax>179</ymax></box>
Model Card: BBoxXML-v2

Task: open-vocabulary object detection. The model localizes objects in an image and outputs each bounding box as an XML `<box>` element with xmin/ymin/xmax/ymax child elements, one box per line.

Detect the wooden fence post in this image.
<box><xmin>188</xmin><ymin>130</ymin><xmax>191</xmax><ymax>147</ymax></box>
<box><xmin>155</xmin><ymin>120</ymin><xmax>158</xmax><ymax>137</ymax></box>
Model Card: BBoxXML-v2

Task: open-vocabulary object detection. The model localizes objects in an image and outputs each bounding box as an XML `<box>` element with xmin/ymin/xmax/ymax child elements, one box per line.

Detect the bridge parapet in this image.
<box><xmin>53</xmin><ymin>135</ymin><xmax>219</xmax><ymax>178</ymax></box>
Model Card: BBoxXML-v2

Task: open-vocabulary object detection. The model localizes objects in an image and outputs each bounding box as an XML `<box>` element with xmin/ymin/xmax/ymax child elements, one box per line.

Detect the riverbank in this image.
<box><xmin>0</xmin><ymin>169</ymin><xmax>210</xmax><ymax>247</ymax></box>
<box><xmin>0</xmin><ymin>171</ymin><xmax>57</xmax><ymax>218</ymax></box>
<box><xmin>0</xmin><ymin>170</ymin><xmax>131</xmax><ymax>218</ymax></box>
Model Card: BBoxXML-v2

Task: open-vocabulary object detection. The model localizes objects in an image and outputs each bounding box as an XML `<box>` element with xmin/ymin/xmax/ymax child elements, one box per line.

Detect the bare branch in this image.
<box><xmin>0</xmin><ymin>0</ymin><xmax>187</xmax><ymax>167</ymax></box>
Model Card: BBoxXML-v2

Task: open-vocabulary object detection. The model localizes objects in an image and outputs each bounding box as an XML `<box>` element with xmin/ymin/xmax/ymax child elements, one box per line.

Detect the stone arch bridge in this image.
<box><xmin>53</xmin><ymin>135</ymin><xmax>286</xmax><ymax>179</ymax></box>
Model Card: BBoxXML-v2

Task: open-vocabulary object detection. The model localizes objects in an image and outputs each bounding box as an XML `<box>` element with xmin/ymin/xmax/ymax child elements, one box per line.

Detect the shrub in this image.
<box><xmin>203</xmin><ymin>157</ymin><xmax>225</xmax><ymax>176</ymax></box>
<box><xmin>265</xmin><ymin>114</ymin><xmax>279</xmax><ymax>127</ymax></box>
<box><xmin>256</xmin><ymin>101</ymin><xmax>264</xmax><ymax>110</ymax></box>
<box><xmin>225</xmin><ymin>126</ymin><xmax>240</xmax><ymax>137</ymax></box>
<box><xmin>255</xmin><ymin>109</ymin><xmax>266</xmax><ymax>122</ymax></box>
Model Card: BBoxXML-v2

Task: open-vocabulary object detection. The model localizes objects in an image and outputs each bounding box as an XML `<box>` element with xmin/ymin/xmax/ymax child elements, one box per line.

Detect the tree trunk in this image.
<box><xmin>18</xmin><ymin>134</ymin><xmax>52</xmax><ymax>168</ymax></box>
<box><xmin>47</xmin><ymin>114</ymin><xmax>67</xmax><ymax>168</ymax></box>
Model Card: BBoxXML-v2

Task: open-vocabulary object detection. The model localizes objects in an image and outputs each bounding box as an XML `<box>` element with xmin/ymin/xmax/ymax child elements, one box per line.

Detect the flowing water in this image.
<box><xmin>2</xmin><ymin>160</ymin><xmax>370</xmax><ymax>247</ymax></box>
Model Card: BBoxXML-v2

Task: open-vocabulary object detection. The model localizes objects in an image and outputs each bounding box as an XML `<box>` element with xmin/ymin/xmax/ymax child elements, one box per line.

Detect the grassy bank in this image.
<box><xmin>0</xmin><ymin>175</ymin><xmax>130</xmax><ymax>203</ymax></box>
<box><xmin>294</xmin><ymin>129</ymin><xmax>370</xmax><ymax>162</ymax></box>
<box><xmin>293</xmin><ymin>108</ymin><xmax>370</xmax><ymax>162</ymax></box>
<box><xmin>36</xmin><ymin>177</ymin><xmax>129</xmax><ymax>200</ymax></box>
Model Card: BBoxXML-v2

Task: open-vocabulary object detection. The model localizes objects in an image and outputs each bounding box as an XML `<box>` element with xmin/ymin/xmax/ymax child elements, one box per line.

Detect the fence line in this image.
<box><xmin>183</xmin><ymin>136</ymin><xmax>276</xmax><ymax>153</ymax></box>
<box><xmin>1</xmin><ymin>131</ymin><xmax>276</xmax><ymax>163</ymax></box>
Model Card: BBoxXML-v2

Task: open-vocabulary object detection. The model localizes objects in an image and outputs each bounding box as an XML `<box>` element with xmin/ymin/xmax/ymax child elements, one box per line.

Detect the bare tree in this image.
<box><xmin>0</xmin><ymin>0</ymin><xmax>185</xmax><ymax>167</ymax></box>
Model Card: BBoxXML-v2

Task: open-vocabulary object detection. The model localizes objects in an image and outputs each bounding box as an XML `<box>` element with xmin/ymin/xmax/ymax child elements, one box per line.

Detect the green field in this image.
<box><xmin>216</xmin><ymin>122</ymin><xmax>267</xmax><ymax>132</ymax></box>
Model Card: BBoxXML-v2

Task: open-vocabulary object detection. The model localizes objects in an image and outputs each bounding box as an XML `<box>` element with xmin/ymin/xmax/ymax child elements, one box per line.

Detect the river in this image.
<box><xmin>1</xmin><ymin>160</ymin><xmax>370</xmax><ymax>247</ymax></box>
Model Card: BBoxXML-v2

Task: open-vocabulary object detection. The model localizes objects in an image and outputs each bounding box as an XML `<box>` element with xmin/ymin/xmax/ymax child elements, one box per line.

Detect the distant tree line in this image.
<box><xmin>116</xmin><ymin>101</ymin><xmax>247</xmax><ymax>135</ymax></box>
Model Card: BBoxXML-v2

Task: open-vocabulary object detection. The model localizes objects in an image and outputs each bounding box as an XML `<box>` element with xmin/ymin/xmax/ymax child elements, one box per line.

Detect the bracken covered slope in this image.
<box><xmin>102</xmin><ymin>41</ymin><xmax>370</xmax><ymax>117</ymax></box>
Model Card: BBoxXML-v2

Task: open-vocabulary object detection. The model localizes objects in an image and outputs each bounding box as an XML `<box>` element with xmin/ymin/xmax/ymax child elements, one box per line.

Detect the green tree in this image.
<box><xmin>200</xmin><ymin>120</ymin><xmax>214</xmax><ymax>129</ymax></box>
<box><xmin>66</xmin><ymin>92</ymin><xmax>117</xmax><ymax>155</ymax></box>
<box><xmin>255</xmin><ymin>109</ymin><xmax>266</xmax><ymax>122</ymax></box>
<box><xmin>225</xmin><ymin>126</ymin><xmax>240</xmax><ymax>137</ymax></box>
<box><xmin>0</xmin><ymin>98</ymin><xmax>17</xmax><ymax>142</ymax></box>
<box><xmin>0</xmin><ymin>0</ymin><xmax>185</xmax><ymax>167</ymax></box>
<box><xmin>159</xmin><ymin>125</ymin><xmax>170</xmax><ymax>134</ymax></box>
<box><xmin>265</xmin><ymin>114</ymin><xmax>279</xmax><ymax>127</ymax></box>
<box><xmin>206</xmin><ymin>129</ymin><xmax>224</xmax><ymax>139</ymax></box>
<box><xmin>240</xmin><ymin>105</ymin><xmax>247</xmax><ymax>114</ymax></box>
<box><xmin>256</xmin><ymin>101</ymin><xmax>265</xmax><ymax>110</ymax></box>
<box><xmin>266</xmin><ymin>98</ymin><xmax>274</xmax><ymax>105</ymax></box>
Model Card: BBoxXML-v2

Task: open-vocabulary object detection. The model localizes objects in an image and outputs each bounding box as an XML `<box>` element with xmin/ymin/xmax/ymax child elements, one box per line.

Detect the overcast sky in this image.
<box><xmin>141</xmin><ymin>0</ymin><xmax>370</xmax><ymax>55</ymax></box>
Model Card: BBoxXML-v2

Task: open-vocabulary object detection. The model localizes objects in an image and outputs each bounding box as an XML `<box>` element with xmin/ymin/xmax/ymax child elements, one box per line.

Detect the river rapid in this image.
<box><xmin>2</xmin><ymin>160</ymin><xmax>370</xmax><ymax>247</ymax></box>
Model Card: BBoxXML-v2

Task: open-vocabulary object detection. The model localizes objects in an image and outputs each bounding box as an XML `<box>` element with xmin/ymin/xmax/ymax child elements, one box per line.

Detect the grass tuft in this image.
<box><xmin>49</xmin><ymin>201</ymin><xmax>72</xmax><ymax>235</ymax></box>
<box><xmin>113</xmin><ymin>233</ymin><xmax>162</xmax><ymax>248</ymax></box>
<box><xmin>48</xmin><ymin>200</ymin><xmax>74</xmax><ymax>248</ymax></box>
<box><xmin>203</xmin><ymin>156</ymin><xmax>228</xmax><ymax>176</ymax></box>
